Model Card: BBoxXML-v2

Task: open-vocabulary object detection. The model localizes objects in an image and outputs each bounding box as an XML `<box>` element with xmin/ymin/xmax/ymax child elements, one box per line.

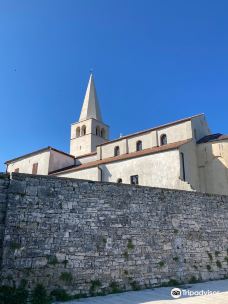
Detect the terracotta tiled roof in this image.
<box><xmin>5</xmin><ymin>146</ymin><xmax>75</xmax><ymax>164</ymax></box>
<box><xmin>197</xmin><ymin>134</ymin><xmax>228</xmax><ymax>144</ymax></box>
<box><xmin>50</xmin><ymin>139</ymin><xmax>191</xmax><ymax>175</ymax></box>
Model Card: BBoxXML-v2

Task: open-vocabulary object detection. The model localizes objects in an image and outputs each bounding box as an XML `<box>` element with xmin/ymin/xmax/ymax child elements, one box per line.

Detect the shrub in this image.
<box><xmin>189</xmin><ymin>276</ymin><xmax>198</xmax><ymax>284</ymax></box>
<box><xmin>109</xmin><ymin>282</ymin><xmax>120</xmax><ymax>293</ymax></box>
<box><xmin>47</xmin><ymin>255</ymin><xmax>58</xmax><ymax>265</ymax></box>
<box><xmin>31</xmin><ymin>284</ymin><xmax>50</xmax><ymax>304</ymax></box>
<box><xmin>90</xmin><ymin>279</ymin><xmax>101</xmax><ymax>294</ymax></box>
<box><xmin>127</xmin><ymin>239</ymin><xmax>134</xmax><ymax>250</ymax></box>
<box><xmin>0</xmin><ymin>285</ymin><xmax>28</xmax><ymax>304</ymax></box>
<box><xmin>130</xmin><ymin>281</ymin><xmax>141</xmax><ymax>291</ymax></box>
<box><xmin>59</xmin><ymin>272</ymin><xmax>73</xmax><ymax>284</ymax></box>
<box><xmin>158</xmin><ymin>261</ymin><xmax>165</xmax><ymax>267</ymax></box>
<box><xmin>50</xmin><ymin>288</ymin><xmax>71</xmax><ymax>301</ymax></box>
<box><xmin>216</xmin><ymin>260</ymin><xmax>222</xmax><ymax>268</ymax></box>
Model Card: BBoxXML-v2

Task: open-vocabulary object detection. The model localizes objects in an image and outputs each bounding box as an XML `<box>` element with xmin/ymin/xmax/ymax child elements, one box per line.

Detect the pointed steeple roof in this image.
<box><xmin>79</xmin><ymin>74</ymin><xmax>103</xmax><ymax>122</ymax></box>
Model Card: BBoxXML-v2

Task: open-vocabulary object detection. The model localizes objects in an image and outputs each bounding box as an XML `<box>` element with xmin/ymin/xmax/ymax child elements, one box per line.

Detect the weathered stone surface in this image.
<box><xmin>0</xmin><ymin>172</ymin><xmax>227</xmax><ymax>296</ymax></box>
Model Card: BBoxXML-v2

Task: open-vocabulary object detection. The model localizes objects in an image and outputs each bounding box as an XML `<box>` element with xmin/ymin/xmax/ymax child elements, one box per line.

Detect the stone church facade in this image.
<box><xmin>5</xmin><ymin>74</ymin><xmax>228</xmax><ymax>195</ymax></box>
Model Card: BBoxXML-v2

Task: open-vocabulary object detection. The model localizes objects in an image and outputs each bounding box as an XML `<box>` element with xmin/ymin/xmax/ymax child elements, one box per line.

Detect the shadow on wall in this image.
<box><xmin>100</xmin><ymin>166</ymin><xmax>112</xmax><ymax>182</ymax></box>
<box><xmin>199</xmin><ymin>143</ymin><xmax>228</xmax><ymax>195</ymax></box>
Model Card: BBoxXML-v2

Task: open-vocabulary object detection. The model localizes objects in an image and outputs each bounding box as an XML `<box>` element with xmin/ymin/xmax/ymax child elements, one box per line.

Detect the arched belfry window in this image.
<box><xmin>160</xmin><ymin>134</ymin><xmax>167</xmax><ymax>146</ymax></box>
<box><xmin>101</xmin><ymin>128</ymin><xmax>106</xmax><ymax>139</ymax></box>
<box><xmin>114</xmin><ymin>146</ymin><xmax>120</xmax><ymax>156</ymax></box>
<box><xmin>81</xmin><ymin>125</ymin><xmax>86</xmax><ymax>136</ymax></box>
<box><xmin>96</xmin><ymin>126</ymin><xmax>100</xmax><ymax>136</ymax></box>
<box><xmin>136</xmin><ymin>140</ymin><xmax>142</xmax><ymax>151</ymax></box>
<box><xmin>76</xmin><ymin>127</ymin><xmax>80</xmax><ymax>138</ymax></box>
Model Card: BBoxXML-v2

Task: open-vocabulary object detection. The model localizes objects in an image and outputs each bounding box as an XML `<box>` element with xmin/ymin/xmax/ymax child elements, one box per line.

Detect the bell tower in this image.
<box><xmin>70</xmin><ymin>74</ymin><xmax>109</xmax><ymax>157</ymax></box>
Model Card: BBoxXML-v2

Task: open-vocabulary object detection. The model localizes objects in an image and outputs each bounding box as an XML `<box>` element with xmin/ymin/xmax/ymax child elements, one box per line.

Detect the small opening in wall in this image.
<box><xmin>180</xmin><ymin>152</ymin><xmax>186</xmax><ymax>181</ymax></box>
<box><xmin>81</xmin><ymin>125</ymin><xmax>86</xmax><ymax>136</ymax></box>
<box><xmin>117</xmin><ymin>178</ymin><xmax>122</xmax><ymax>183</ymax></box>
<box><xmin>76</xmin><ymin>127</ymin><xmax>80</xmax><ymax>138</ymax></box>
<box><xmin>114</xmin><ymin>146</ymin><xmax>120</xmax><ymax>156</ymax></box>
<box><xmin>101</xmin><ymin>128</ymin><xmax>106</xmax><ymax>139</ymax></box>
<box><xmin>136</xmin><ymin>140</ymin><xmax>142</xmax><ymax>151</ymax></box>
<box><xmin>96</xmin><ymin>126</ymin><xmax>100</xmax><ymax>136</ymax></box>
<box><xmin>160</xmin><ymin>134</ymin><xmax>167</xmax><ymax>146</ymax></box>
<box><xmin>130</xmin><ymin>175</ymin><xmax>138</xmax><ymax>185</ymax></box>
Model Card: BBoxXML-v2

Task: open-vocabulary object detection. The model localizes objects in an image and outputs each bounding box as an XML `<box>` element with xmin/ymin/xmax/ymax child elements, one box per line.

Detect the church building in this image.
<box><xmin>5</xmin><ymin>74</ymin><xmax>228</xmax><ymax>195</ymax></box>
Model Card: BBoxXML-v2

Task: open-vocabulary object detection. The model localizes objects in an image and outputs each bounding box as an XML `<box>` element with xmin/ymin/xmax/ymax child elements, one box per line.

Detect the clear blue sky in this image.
<box><xmin>1</xmin><ymin>0</ymin><xmax>228</xmax><ymax>171</ymax></box>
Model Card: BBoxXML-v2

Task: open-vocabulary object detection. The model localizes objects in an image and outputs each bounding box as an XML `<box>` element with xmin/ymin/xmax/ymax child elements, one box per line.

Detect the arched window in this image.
<box><xmin>76</xmin><ymin>127</ymin><xmax>80</xmax><ymax>138</ymax></box>
<box><xmin>81</xmin><ymin>125</ymin><xmax>86</xmax><ymax>136</ymax></box>
<box><xmin>114</xmin><ymin>146</ymin><xmax>120</xmax><ymax>156</ymax></box>
<box><xmin>96</xmin><ymin>126</ymin><xmax>100</xmax><ymax>136</ymax></box>
<box><xmin>117</xmin><ymin>178</ymin><xmax>122</xmax><ymax>183</ymax></box>
<box><xmin>136</xmin><ymin>140</ymin><xmax>142</xmax><ymax>151</ymax></box>
<box><xmin>101</xmin><ymin>128</ymin><xmax>106</xmax><ymax>139</ymax></box>
<box><xmin>160</xmin><ymin>134</ymin><xmax>167</xmax><ymax>146</ymax></box>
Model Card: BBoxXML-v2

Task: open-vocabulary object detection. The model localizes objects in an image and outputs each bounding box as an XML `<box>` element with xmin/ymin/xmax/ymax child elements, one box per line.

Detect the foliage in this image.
<box><xmin>216</xmin><ymin>260</ymin><xmax>222</xmax><ymax>268</ymax></box>
<box><xmin>189</xmin><ymin>276</ymin><xmax>198</xmax><ymax>284</ymax></box>
<box><xmin>109</xmin><ymin>281</ymin><xmax>120</xmax><ymax>293</ymax></box>
<box><xmin>31</xmin><ymin>284</ymin><xmax>50</xmax><ymax>304</ymax></box>
<box><xmin>10</xmin><ymin>241</ymin><xmax>21</xmax><ymax>250</ymax></box>
<box><xmin>90</xmin><ymin>279</ymin><xmax>101</xmax><ymax>294</ymax></box>
<box><xmin>158</xmin><ymin>261</ymin><xmax>165</xmax><ymax>267</ymax></box>
<box><xmin>50</xmin><ymin>288</ymin><xmax>71</xmax><ymax>301</ymax></box>
<box><xmin>59</xmin><ymin>272</ymin><xmax>73</xmax><ymax>284</ymax></box>
<box><xmin>0</xmin><ymin>285</ymin><xmax>28</xmax><ymax>304</ymax></box>
<box><xmin>127</xmin><ymin>239</ymin><xmax>135</xmax><ymax>250</ymax></box>
<box><xmin>47</xmin><ymin>255</ymin><xmax>58</xmax><ymax>265</ymax></box>
<box><xmin>130</xmin><ymin>280</ymin><xmax>141</xmax><ymax>291</ymax></box>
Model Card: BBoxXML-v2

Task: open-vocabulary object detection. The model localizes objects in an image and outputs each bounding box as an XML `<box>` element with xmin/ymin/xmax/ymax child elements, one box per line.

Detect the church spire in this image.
<box><xmin>79</xmin><ymin>73</ymin><xmax>103</xmax><ymax>122</ymax></box>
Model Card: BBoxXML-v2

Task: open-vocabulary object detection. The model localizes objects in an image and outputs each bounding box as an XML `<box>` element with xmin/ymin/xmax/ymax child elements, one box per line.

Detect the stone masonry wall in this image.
<box><xmin>0</xmin><ymin>173</ymin><xmax>9</xmax><ymax>267</ymax></box>
<box><xmin>0</xmin><ymin>173</ymin><xmax>228</xmax><ymax>296</ymax></box>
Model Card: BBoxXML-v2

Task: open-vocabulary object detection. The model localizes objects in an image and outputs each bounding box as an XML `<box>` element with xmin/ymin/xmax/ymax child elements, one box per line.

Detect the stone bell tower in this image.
<box><xmin>70</xmin><ymin>74</ymin><xmax>109</xmax><ymax>157</ymax></box>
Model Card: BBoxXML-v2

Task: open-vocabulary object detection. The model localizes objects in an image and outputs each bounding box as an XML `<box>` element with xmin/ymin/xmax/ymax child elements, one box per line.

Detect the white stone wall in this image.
<box><xmin>76</xmin><ymin>154</ymin><xmax>97</xmax><ymax>165</ymax></box>
<box><xmin>49</xmin><ymin>150</ymin><xmax>75</xmax><ymax>173</ymax></box>
<box><xmin>58</xmin><ymin>167</ymin><xmax>98</xmax><ymax>181</ymax></box>
<box><xmin>99</xmin><ymin>120</ymin><xmax>193</xmax><ymax>160</ymax></box>
<box><xmin>191</xmin><ymin>115</ymin><xmax>211</xmax><ymax>141</ymax></box>
<box><xmin>70</xmin><ymin>118</ymin><xmax>109</xmax><ymax>157</ymax></box>
<box><xmin>100</xmin><ymin>149</ymin><xmax>192</xmax><ymax>190</ymax></box>
<box><xmin>7</xmin><ymin>151</ymin><xmax>50</xmax><ymax>175</ymax></box>
<box><xmin>197</xmin><ymin>140</ymin><xmax>228</xmax><ymax>195</ymax></box>
<box><xmin>57</xmin><ymin>149</ymin><xmax>192</xmax><ymax>191</ymax></box>
<box><xmin>179</xmin><ymin>141</ymin><xmax>200</xmax><ymax>191</ymax></box>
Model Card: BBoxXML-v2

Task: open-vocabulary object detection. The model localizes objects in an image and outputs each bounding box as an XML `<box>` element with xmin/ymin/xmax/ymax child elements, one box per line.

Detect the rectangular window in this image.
<box><xmin>14</xmin><ymin>168</ymin><xmax>19</xmax><ymax>173</ymax></box>
<box><xmin>32</xmin><ymin>163</ymin><xmax>38</xmax><ymax>175</ymax></box>
<box><xmin>130</xmin><ymin>175</ymin><xmax>139</xmax><ymax>185</ymax></box>
<box><xmin>180</xmin><ymin>152</ymin><xmax>186</xmax><ymax>181</ymax></box>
